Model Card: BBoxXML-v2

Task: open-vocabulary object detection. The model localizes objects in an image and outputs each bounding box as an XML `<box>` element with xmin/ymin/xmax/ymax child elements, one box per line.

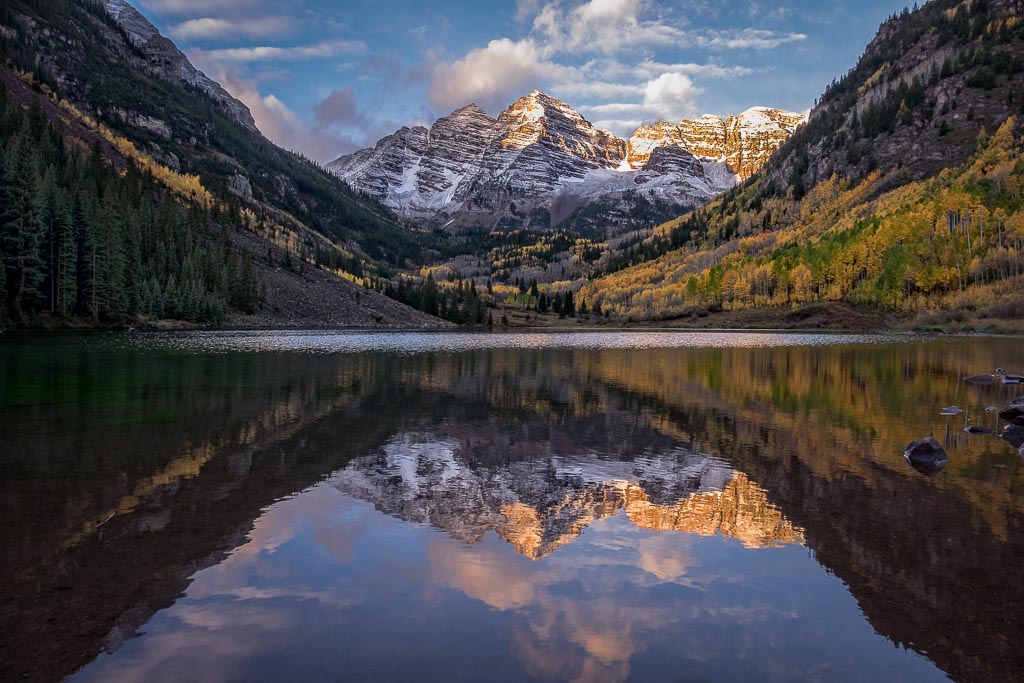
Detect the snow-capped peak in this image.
<box><xmin>327</xmin><ymin>92</ymin><xmax>804</xmax><ymax>231</ymax></box>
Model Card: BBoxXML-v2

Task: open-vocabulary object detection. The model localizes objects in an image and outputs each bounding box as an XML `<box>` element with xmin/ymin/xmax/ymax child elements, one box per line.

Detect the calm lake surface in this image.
<box><xmin>2</xmin><ymin>331</ymin><xmax>1024</xmax><ymax>682</ymax></box>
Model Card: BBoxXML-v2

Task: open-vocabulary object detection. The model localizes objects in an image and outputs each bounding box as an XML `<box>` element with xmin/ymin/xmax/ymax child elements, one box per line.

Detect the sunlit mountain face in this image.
<box><xmin>3</xmin><ymin>333</ymin><xmax>1024</xmax><ymax>682</ymax></box>
<box><xmin>333</xmin><ymin>434</ymin><xmax>803</xmax><ymax>560</ymax></box>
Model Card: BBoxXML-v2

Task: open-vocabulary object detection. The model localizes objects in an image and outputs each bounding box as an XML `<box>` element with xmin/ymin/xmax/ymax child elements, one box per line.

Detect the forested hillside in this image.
<box><xmin>0</xmin><ymin>84</ymin><xmax>260</xmax><ymax>324</ymax></box>
<box><xmin>0</xmin><ymin>0</ymin><xmax>446</xmax><ymax>327</ymax></box>
<box><xmin>582</xmin><ymin>118</ymin><xmax>1024</xmax><ymax>323</ymax></box>
<box><xmin>579</xmin><ymin>0</ymin><xmax>1024</xmax><ymax>328</ymax></box>
<box><xmin>0</xmin><ymin>0</ymin><xmax>424</xmax><ymax>269</ymax></box>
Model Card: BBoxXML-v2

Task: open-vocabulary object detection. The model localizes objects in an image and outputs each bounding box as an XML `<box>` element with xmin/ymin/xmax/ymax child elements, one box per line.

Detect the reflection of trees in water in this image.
<box><xmin>2</xmin><ymin>339</ymin><xmax>1023</xmax><ymax>682</ymax></box>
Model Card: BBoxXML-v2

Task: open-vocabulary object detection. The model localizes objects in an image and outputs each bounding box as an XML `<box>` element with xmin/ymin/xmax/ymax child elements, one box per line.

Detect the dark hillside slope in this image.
<box><xmin>0</xmin><ymin>0</ymin><xmax>442</xmax><ymax>327</ymax></box>
<box><xmin>769</xmin><ymin>0</ymin><xmax>1024</xmax><ymax>195</ymax></box>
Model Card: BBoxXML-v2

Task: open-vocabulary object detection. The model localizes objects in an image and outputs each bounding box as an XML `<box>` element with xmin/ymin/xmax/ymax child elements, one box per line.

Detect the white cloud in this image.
<box><xmin>515</xmin><ymin>0</ymin><xmax>545</xmax><ymax>22</ymax></box>
<box><xmin>634</xmin><ymin>60</ymin><xmax>757</xmax><ymax>80</ymax></box>
<box><xmin>580</xmin><ymin>102</ymin><xmax>646</xmax><ymax>117</ymax></box>
<box><xmin>642</xmin><ymin>71</ymin><xmax>700</xmax><ymax>120</ymax></box>
<box><xmin>427</xmin><ymin>0</ymin><xmax>802</xmax><ymax>124</ymax></box>
<box><xmin>533</xmin><ymin>0</ymin><xmax>685</xmax><ymax>55</ymax></box>
<box><xmin>429</xmin><ymin>38</ymin><xmax>562</xmax><ymax>114</ymax></box>
<box><xmin>139</xmin><ymin>0</ymin><xmax>259</xmax><ymax>15</ymax></box>
<box><xmin>574</xmin><ymin>72</ymin><xmax>701</xmax><ymax>135</ymax></box>
<box><xmin>170</xmin><ymin>16</ymin><xmax>296</xmax><ymax>41</ymax></box>
<box><xmin>201</xmin><ymin>40</ymin><xmax>366</xmax><ymax>63</ymax></box>
<box><xmin>592</xmin><ymin>118</ymin><xmax>645</xmax><ymax>132</ymax></box>
<box><xmin>690</xmin><ymin>28</ymin><xmax>806</xmax><ymax>50</ymax></box>
<box><xmin>553</xmin><ymin>81</ymin><xmax>644</xmax><ymax>100</ymax></box>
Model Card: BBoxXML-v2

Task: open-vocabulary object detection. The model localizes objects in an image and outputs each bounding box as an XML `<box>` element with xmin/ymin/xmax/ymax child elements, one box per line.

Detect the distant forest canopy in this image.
<box><xmin>0</xmin><ymin>84</ymin><xmax>261</xmax><ymax>325</ymax></box>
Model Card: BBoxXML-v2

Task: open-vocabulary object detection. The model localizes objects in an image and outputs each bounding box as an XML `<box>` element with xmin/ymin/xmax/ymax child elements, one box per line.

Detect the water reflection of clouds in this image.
<box><xmin>429</xmin><ymin>511</ymin><xmax>802</xmax><ymax>682</ymax></box>
<box><xmin>73</xmin><ymin>482</ymin><xmax>944</xmax><ymax>683</ymax></box>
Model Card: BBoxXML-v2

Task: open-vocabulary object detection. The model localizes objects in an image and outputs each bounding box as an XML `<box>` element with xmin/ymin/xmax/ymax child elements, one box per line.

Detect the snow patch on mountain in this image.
<box><xmin>329</xmin><ymin>92</ymin><xmax>805</xmax><ymax>230</ymax></box>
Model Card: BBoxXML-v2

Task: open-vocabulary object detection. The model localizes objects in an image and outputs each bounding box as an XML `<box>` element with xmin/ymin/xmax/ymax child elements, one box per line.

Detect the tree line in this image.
<box><xmin>0</xmin><ymin>87</ymin><xmax>261</xmax><ymax>326</ymax></box>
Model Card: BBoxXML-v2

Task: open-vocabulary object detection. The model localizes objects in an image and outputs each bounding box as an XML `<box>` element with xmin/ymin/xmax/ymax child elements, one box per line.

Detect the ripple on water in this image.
<box><xmin>114</xmin><ymin>329</ymin><xmax>926</xmax><ymax>355</ymax></box>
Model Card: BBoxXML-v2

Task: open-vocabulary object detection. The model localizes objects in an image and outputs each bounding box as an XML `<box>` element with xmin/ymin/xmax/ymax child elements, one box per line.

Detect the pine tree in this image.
<box><xmin>55</xmin><ymin>198</ymin><xmax>77</xmax><ymax>316</ymax></box>
<box><xmin>1</xmin><ymin>136</ymin><xmax>45</xmax><ymax>320</ymax></box>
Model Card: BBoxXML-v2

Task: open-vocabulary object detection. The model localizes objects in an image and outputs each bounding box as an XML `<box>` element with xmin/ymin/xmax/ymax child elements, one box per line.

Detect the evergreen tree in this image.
<box><xmin>0</xmin><ymin>92</ymin><xmax>263</xmax><ymax>326</ymax></box>
<box><xmin>55</xmin><ymin>198</ymin><xmax>77</xmax><ymax>316</ymax></box>
<box><xmin>1</xmin><ymin>136</ymin><xmax>45</xmax><ymax>320</ymax></box>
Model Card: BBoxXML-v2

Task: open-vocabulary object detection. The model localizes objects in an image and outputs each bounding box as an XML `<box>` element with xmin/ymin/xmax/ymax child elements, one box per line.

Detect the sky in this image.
<box><xmin>134</xmin><ymin>0</ymin><xmax>915</xmax><ymax>162</ymax></box>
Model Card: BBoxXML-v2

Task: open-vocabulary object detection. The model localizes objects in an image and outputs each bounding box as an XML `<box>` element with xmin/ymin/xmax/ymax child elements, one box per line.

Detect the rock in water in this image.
<box><xmin>964</xmin><ymin>425</ymin><xmax>995</xmax><ymax>435</ymax></box>
<box><xmin>1003</xmin><ymin>424</ymin><xmax>1024</xmax><ymax>449</ymax></box>
<box><xmin>903</xmin><ymin>438</ymin><xmax>949</xmax><ymax>476</ymax></box>
<box><xmin>998</xmin><ymin>406</ymin><xmax>1024</xmax><ymax>425</ymax></box>
<box><xmin>965</xmin><ymin>374</ymin><xmax>996</xmax><ymax>384</ymax></box>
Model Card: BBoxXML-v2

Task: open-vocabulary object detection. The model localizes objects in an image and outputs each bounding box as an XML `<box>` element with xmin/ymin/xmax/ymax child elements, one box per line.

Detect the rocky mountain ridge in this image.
<box><xmin>578</xmin><ymin>0</ymin><xmax>1024</xmax><ymax>326</ymax></box>
<box><xmin>102</xmin><ymin>0</ymin><xmax>257</xmax><ymax>131</ymax></box>
<box><xmin>760</xmin><ymin>0</ymin><xmax>1024</xmax><ymax>194</ymax></box>
<box><xmin>0</xmin><ymin>0</ymin><xmax>444</xmax><ymax>328</ymax></box>
<box><xmin>329</xmin><ymin>91</ymin><xmax>805</xmax><ymax>231</ymax></box>
<box><xmin>626</xmin><ymin>107</ymin><xmax>808</xmax><ymax>178</ymax></box>
<box><xmin>332</xmin><ymin>434</ymin><xmax>803</xmax><ymax>559</ymax></box>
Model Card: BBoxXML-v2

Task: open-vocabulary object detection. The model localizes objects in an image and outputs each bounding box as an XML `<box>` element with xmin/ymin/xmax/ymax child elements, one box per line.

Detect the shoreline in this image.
<box><xmin>4</xmin><ymin>324</ymin><xmax>1023</xmax><ymax>339</ymax></box>
<box><xmin>3</xmin><ymin>302</ymin><xmax>1021</xmax><ymax>338</ymax></box>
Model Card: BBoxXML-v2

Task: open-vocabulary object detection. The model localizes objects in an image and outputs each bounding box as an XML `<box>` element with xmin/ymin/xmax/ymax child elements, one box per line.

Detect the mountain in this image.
<box><xmin>626</xmin><ymin>108</ymin><xmax>808</xmax><ymax>178</ymax></box>
<box><xmin>333</xmin><ymin>434</ymin><xmax>802</xmax><ymax>560</ymax></box>
<box><xmin>0</xmin><ymin>0</ymin><xmax>442</xmax><ymax>328</ymax></box>
<box><xmin>578</xmin><ymin>0</ymin><xmax>1024</xmax><ymax>328</ymax></box>
<box><xmin>329</xmin><ymin>91</ymin><xmax>805</xmax><ymax>232</ymax></box>
<box><xmin>102</xmin><ymin>0</ymin><xmax>257</xmax><ymax>131</ymax></box>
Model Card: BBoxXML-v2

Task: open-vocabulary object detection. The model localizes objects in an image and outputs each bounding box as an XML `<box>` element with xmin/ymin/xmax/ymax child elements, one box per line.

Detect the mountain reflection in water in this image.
<box><xmin>2</xmin><ymin>332</ymin><xmax>1023</xmax><ymax>683</ymax></box>
<box><xmin>334</xmin><ymin>436</ymin><xmax>803</xmax><ymax>558</ymax></box>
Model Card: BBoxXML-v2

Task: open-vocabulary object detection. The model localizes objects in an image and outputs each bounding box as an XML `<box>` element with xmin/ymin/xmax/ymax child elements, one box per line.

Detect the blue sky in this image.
<box><xmin>135</xmin><ymin>0</ymin><xmax>914</xmax><ymax>161</ymax></box>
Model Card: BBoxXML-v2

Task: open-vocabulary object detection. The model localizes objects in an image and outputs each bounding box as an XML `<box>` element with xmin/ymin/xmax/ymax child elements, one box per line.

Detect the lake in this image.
<box><xmin>2</xmin><ymin>331</ymin><xmax>1023</xmax><ymax>682</ymax></box>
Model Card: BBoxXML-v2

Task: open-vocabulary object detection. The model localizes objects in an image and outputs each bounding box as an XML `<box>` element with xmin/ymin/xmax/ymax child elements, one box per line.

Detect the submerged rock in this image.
<box><xmin>966</xmin><ymin>374</ymin><xmax>997</xmax><ymax>384</ymax></box>
<box><xmin>998</xmin><ymin>406</ymin><xmax>1024</xmax><ymax>425</ymax></box>
<box><xmin>964</xmin><ymin>425</ymin><xmax>996</xmax><ymax>435</ymax></box>
<box><xmin>903</xmin><ymin>438</ymin><xmax>949</xmax><ymax>476</ymax></box>
<box><xmin>1002</xmin><ymin>424</ymin><xmax>1024</xmax><ymax>449</ymax></box>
